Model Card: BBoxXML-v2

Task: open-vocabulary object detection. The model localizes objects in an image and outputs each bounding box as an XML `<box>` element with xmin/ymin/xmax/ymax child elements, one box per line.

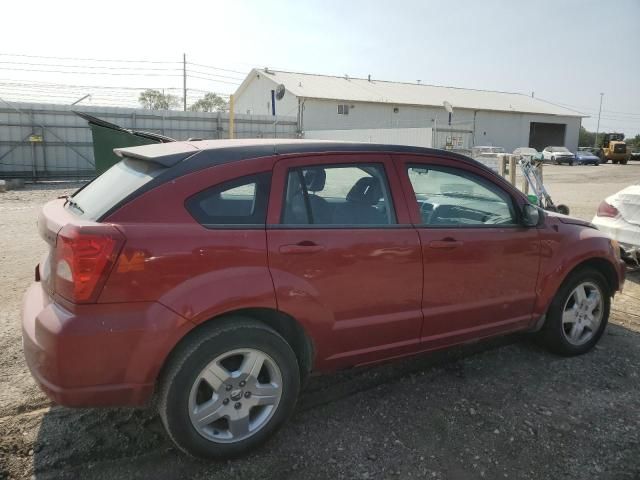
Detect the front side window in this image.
<box><xmin>186</xmin><ymin>172</ymin><xmax>271</xmax><ymax>227</ymax></box>
<box><xmin>407</xmin><ymin>165</ymin><xmax>516</xmax><ymax>227</ymax></box>
<box><xmin>281</xmin><ymin>164</ymin><xmax>396</xmax><ymax>226</ymax></box>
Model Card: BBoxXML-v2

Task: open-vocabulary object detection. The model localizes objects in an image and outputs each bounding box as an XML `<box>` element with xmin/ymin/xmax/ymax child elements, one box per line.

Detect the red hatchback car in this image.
<box><xmin>23</xmin><ymin>139</ymin><xmax>625</xmax><ymax>458</ymax></box>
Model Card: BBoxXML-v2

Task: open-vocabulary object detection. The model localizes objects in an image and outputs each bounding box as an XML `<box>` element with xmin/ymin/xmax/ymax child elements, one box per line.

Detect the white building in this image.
<box><xmin>233</xmin><ymin>69</ymin><xmax>585</xmax><ymax>152</ymax></box>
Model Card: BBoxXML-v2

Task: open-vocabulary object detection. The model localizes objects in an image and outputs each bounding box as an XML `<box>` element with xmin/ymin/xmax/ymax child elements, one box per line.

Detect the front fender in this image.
<box><xmin>533</xmin><ymin>221</ymin><xmax>620</xmax><ymax>318</ymax></box>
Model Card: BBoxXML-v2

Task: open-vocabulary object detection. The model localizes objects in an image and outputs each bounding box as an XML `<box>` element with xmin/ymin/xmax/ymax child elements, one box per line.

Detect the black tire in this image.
<box><xmin>569</xmin><ymin>161</ymin><xmax>574</xmax><ymax>166</ymax></box>
<box><xmin>612</xmin><ymin>159</ymin><xmax>619</xmax><ymax>164</ymax></box>
<box><xmin>538</xmin><ymin>267</ymin><xmax>610</xmax><ymax>356</ymax></box>
<box><xmin>157</xmin><ymin>317</ymin><xmax>301</xmax><ymax>459</ymax></box>
<box><xmin>556</xmin><ymin>204</ymin><xmax>570</xmax><ymax>215</ymax></box>
<box><xmin>621</xmin><ymin>160</ymin><xmax>628</xmax><ymax>165</ymax></box>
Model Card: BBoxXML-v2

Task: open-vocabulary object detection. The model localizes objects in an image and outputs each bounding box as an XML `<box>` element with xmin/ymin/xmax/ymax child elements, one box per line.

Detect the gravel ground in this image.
<box><xmin>1</xmin><ymin>164</ymin><xmax>639</xmax><ymax>480</ymax></box>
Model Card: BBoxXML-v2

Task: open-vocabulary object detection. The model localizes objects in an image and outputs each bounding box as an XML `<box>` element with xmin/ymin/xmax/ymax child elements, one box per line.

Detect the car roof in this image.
<box><xmin>114</xmin><ymin>138</ymin><xmax>493</xmax><ymax>173</ymax></box>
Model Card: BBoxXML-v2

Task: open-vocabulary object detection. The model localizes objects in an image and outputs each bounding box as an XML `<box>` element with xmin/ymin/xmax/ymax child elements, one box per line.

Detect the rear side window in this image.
<box><xmin>281</xmin><ymin>164</ymin><xmax>396</xmax><ymax>226</ymax></box>
<box><xmin>68</xmin><ymin>158</ymin><xmax>164</xmax><ymax>220</ymax></box>
<box><xmin>186</xmin><ymin>172</ymin><xmax>271</xmax><ymax>227</ymax></box>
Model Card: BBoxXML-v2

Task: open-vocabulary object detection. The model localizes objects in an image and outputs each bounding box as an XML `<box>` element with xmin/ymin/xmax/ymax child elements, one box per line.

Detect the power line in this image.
<box><xmin>0</xmin><ymin>60</ymin><xmax>181</xmax><ymax>72</ymax></box>
<box><xmin>187</xmin><ymin>74</ymin><xmax>241</xmax><ymax>85</ymax></box>
<box><xmin>0</xmin><ymin>66</ymin><xmax>183</xmax><ymax>77</ymax></box>
<box><xmin>187</xmin><ymin>69</ymin><xmax>245</xmax><ymax>81</ymax></box>
<box><xmin>0</xmin><ymin>78</ymin><xmax>184</xmax><ymax>90</ymax></box>
<box><xmin>187</xmin><ymin>62</ymin><xmax>247</xmax><ymax>75</ymax></box>
<box><xmin>0</xmin><ymin>52</ymin><xmax>182</xmax><ymax>64</ymax></box>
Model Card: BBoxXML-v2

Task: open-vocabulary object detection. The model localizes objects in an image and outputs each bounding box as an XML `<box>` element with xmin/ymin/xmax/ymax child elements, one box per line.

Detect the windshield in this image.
<box><xmin>68</xmin><ymin>158</ymin><xmax>164</xmax><ymax>220</ymax></box>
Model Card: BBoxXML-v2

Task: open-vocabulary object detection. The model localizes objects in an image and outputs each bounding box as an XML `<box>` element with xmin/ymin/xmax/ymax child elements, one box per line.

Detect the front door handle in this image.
<box><xmin>279</xmin><ymin>241</ymin><xmax>325</xmax><ymax>254</ymax></box>
<box><xmin>429</xmin><ymin>238</ymin><xmax>464</xmax><ymax>249</ymax></box>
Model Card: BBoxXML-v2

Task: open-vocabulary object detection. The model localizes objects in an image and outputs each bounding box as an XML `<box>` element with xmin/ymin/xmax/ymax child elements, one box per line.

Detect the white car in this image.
<box><xmin>592</xmin><ymin>185</ymin><xmax>640</xmax><ymax>266</ymax></box>
<box><xmin>542</xmin><ymin>146</ymin><xmax>575</xmax><ymax>165</ymax></box>
<box><xmin>471</xmin><ymin>146</ymin><xmax>506</xmax><ymax>172</ymax></box>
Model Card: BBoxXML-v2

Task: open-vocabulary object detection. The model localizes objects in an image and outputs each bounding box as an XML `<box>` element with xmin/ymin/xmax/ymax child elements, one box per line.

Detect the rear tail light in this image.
<box><xmin>596</xmin><ymin>201</ymin><xmax>620</xmax><ymax>218</ymax></box>
<box><xmin>54</xmin><ymin>224</ymin><xmax>124</xmax><ymax>303</ymax></box>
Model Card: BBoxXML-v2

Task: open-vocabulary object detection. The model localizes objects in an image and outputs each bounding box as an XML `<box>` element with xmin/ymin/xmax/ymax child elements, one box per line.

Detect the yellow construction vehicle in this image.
<box><xmin>598</xmin><ymin>133</ymin><xmax>630</xmax><ymax>164</ymax></box>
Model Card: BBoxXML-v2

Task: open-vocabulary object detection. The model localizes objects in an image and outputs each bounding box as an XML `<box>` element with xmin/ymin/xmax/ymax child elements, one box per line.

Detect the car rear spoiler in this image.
<box><xmin>114</xmin><ymin>142</ymin><xmax>200</xmax><ymax>167</ymax></box>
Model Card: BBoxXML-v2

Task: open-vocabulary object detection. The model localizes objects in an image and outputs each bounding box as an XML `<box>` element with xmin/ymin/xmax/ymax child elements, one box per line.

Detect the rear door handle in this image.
<box><xmin>429</xmin><ymin>239</ymin><xmax>464</xmax><ymax>249</ymax></box>
<box><xmin>279</xmin><ymin>242</ymin><xmax>325</xmax><ymax>254</ymax></box>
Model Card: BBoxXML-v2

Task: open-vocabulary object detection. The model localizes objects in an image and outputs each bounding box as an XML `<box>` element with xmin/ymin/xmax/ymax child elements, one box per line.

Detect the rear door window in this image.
<box><xmin>186</xmin><ymin>172</ymin><xmax>271</xmax><ymax>227</ymax></box>
<box><xmin>68</xmin><ymin>158</ymin><xmax>164</xmax><ymax>220</ymax></box>
<box><xmin>281</xmin><ymin>164</ymin><xmax>396</xmax><ymax>226</ymax></box>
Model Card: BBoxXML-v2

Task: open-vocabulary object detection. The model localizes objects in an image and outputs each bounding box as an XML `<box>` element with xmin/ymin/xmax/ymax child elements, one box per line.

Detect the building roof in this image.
<box><xmin>236</xmin><ymin>69</ymin><xmax>584</xmax><ymax>118</ymax></box>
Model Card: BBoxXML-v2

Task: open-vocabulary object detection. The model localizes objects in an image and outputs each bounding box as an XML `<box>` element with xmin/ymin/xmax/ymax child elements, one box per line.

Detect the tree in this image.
<box><xmin>189</xmin><ymin>92</ymin><xmax>228</xmax><ymax>112</ymax></box>
<box><xmin>578</xmin><ymin>126</ymin><xmax>599</xmax><ymax>147</ymax></box>
<box><xmin>627</xmin><ymin>134</ymin><xmax>640</xmax><ymax>151</ymax></box>
<box><xmin>138</xmin><ymin>89</ymin><xmax>181</xmax><ymax>110</ymax></box>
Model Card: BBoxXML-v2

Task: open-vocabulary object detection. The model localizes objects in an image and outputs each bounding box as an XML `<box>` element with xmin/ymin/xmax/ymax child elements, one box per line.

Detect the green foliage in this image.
<box><xmin>138</xmin><ymin>89</ymin><xmax>181</xmax><ymax>110</ymax></box>
<box><xmin>578</xmin><ymin>126</ymin><xmax>600</xmax><ymax>147</ymax></box>
<box><xmin>626</xmin><ymin>134</ymin><xmax>640</xmax><ymax>151</ymax></box>
<box><xmin>189</xmin><ymin>93</ymin><xmax>228</xmax><ymax>113</ymax></box>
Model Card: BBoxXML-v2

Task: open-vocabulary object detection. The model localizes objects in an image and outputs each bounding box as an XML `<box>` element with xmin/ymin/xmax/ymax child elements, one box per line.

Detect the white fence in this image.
<box><xmin>304</xmin><ymin>127</ymin><xmax>433</xmax><ymax>148</ymax></box>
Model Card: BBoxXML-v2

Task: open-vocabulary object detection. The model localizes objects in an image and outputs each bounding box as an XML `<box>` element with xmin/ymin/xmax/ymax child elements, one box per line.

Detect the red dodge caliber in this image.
<box><xmin>22</xmin><ymin>140</ymin><xmax>625</xmax><ymax>458</ymax></box>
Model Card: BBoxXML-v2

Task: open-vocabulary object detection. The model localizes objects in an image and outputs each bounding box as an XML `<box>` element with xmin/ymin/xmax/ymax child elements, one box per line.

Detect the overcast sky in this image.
<box><xmin>1</xmin><ymin>0</ymin><xmax>638</xmax><ymax>136</ymax></box>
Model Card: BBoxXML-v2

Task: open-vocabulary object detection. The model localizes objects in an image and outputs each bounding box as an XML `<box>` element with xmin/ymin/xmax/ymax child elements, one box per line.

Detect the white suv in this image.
<box><xmin>542</xmin><ymin>146</ymin><xmax>575</xmax><ymax>165</ymax></box>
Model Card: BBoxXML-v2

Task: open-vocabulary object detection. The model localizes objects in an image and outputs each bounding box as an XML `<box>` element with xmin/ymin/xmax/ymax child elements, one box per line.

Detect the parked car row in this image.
<box><xmin>473</xmin><ymin>145</ymin><xmax>602</xmax><ymax>170</ymax></box>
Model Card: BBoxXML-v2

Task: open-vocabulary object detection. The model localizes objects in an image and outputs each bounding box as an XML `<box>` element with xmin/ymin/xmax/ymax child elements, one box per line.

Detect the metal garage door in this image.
<box><xmin>528</xmin><ymin>122</ymin><xmax>567</xmax><ymax>150</ymax></box>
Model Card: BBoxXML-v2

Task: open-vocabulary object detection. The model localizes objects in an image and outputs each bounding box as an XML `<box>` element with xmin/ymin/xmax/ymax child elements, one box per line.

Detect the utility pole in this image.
<box><xmin>183</xmin><ymin>53</ymin><xmax>187</xmax><ymax>112</ymax></box>
<box><xmin>594</xmin><ymin>92</ymin><xmax>603</xmax><ymax>148</ymax></box>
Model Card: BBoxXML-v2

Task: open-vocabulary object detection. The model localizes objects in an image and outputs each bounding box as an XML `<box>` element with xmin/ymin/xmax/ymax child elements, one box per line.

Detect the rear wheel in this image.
<box><xmin>158</xmin><ymin>318</ymin><xmax>301</xmax><ymax>458</ymax></box>
<box><xmin>612</xmin><ymin>159</ymin><xmax>619</xmax><ymax>164</ymax></box>
<box><xmin>621</xmin><ymin>160</ymin><xmax>628</xmax><ymax>165</ymax></box>
<box><xmin>538</xmin><ymin>268</ymin><xmax>610</xmax><ymax>356</ymax></box>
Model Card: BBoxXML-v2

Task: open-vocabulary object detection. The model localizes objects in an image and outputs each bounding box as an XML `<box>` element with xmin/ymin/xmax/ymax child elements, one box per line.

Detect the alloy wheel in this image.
<box><xmin>188</xmin><ymin>348</ymin><xmax>283</xmax><ymax>443</ymax></box>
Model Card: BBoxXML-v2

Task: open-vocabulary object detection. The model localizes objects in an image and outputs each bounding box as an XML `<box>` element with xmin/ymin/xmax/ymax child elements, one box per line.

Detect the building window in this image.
<box><xmin>393</xmin><ymin>107</ymin><xmax>400</xmax><ymax>114</ymax></box>
<box><xmin>337</xmin><ymin>104</ymin><xmax>349</xmax><ymax>115</ymax></box>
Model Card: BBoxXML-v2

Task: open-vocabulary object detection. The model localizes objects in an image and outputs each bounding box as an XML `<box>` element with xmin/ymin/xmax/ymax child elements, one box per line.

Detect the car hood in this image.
<box><xmin>607</xmin><ymin>185</ymin><xmax>640</xmax><ymax>226</ymax></box>
<box><xmin>552</xmin><ymin>151</ymin><xmax>574</xmax><ymax>156</ymax></box>
<box><xmin>576</xmin><ymin>153</ymin><xmax>598</xmax><ymax>159</ymax></box>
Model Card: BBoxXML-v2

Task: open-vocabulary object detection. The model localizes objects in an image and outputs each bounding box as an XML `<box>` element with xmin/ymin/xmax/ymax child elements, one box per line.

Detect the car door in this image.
<box><xmin>392</xmin><ymin>154</ymin><xmax>541</xmax><ymax>349</ymax></box>
<box><xmin>266</xmin><ymin>153</ymin><xmax>423</xmax><ymax>371</ymax></box>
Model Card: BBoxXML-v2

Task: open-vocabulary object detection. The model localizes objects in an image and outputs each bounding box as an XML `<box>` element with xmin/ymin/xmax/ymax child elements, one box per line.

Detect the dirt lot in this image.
<box><xmin>1</xmin><ymin>164</ymin><xmax>639</xmax><ymax>480</ymax></box>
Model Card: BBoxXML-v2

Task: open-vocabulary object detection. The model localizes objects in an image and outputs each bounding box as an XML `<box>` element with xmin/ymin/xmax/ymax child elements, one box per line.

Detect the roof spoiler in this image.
<box><xmin>114</xmin><ymin>142</ymin><xmax>200</xmax><ymax>167</ymax></box>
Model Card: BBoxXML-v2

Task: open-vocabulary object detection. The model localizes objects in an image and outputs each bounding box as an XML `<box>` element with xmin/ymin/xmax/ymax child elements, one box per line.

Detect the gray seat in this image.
<box><xmin>332</xmin><ymin>177</ymin><xmax>386</xmax><ymax>225</ymax></box>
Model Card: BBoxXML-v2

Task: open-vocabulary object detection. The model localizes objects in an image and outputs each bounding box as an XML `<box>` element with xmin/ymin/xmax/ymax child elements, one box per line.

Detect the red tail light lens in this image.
<box><xmin>54</xmin><ymin>224</ymin><xmax>124</xmax><ymax>303</ymax></box>
<box><xmin>596</xmin><ymin>201</ymin><xmax>620</xmax><ymax>218</ymax></box>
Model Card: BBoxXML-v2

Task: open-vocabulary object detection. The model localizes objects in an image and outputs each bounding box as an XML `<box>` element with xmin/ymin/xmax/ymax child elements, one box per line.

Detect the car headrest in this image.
<box><xmin>304</xmin><ymin>168</ymin><xmax>326</xmax><ymax>192</ymax></box>
<box><xmin>346</xmin><ymin>177</ymin><xmax>382</xmax><ymax>205</ymax></box>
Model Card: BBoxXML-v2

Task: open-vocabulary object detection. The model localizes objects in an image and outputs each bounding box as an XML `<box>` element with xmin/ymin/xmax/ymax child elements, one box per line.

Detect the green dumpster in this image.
<box><xmin>74</xmin><ymin>111</ymin><xmax>175</xmax><ymax>175</ymax></box>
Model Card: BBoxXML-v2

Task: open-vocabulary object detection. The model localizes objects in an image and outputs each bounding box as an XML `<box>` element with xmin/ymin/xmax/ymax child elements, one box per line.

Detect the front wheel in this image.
<box><xmin>538</xmin><ymin>268</ymin><xmax>610</xmax><ymax>356</ymax></box>
<box><xmin>158</xmin><ymin>318</ymin><xmax>301</xmax><ymax>458</ymax></box>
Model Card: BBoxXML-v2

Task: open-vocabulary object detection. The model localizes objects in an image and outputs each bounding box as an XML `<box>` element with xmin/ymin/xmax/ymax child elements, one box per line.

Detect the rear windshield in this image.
<box><xmin>68</xmin><ymin>158</ymin><xmax>164</xmax><ymax>220</ymax></box>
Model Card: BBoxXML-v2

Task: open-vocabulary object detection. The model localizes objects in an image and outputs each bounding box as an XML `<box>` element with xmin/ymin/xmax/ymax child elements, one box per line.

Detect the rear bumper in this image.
<box><xmin>592</xmin><ymin>216</ymin><xmax>640</xmax><ymax>250</ymax></box>
<box><xmin>22</xmin><ymin>282</ymin><xmax>193</xmax><ymax>407</ymax></box>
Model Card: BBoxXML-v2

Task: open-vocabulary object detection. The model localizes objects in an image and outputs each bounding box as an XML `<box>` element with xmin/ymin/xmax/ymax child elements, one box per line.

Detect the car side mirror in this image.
<box><xmin>522</xmin><ymin>204</ymin><xmax>541</xmax><ymax>227</ymax></box>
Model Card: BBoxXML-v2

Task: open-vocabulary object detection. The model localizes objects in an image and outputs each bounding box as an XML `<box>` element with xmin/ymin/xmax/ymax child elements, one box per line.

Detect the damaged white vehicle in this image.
<box><xmin>592</xmin><ymin>185</ymin><xmax>640</xmax><ymax>267</ymax></box>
